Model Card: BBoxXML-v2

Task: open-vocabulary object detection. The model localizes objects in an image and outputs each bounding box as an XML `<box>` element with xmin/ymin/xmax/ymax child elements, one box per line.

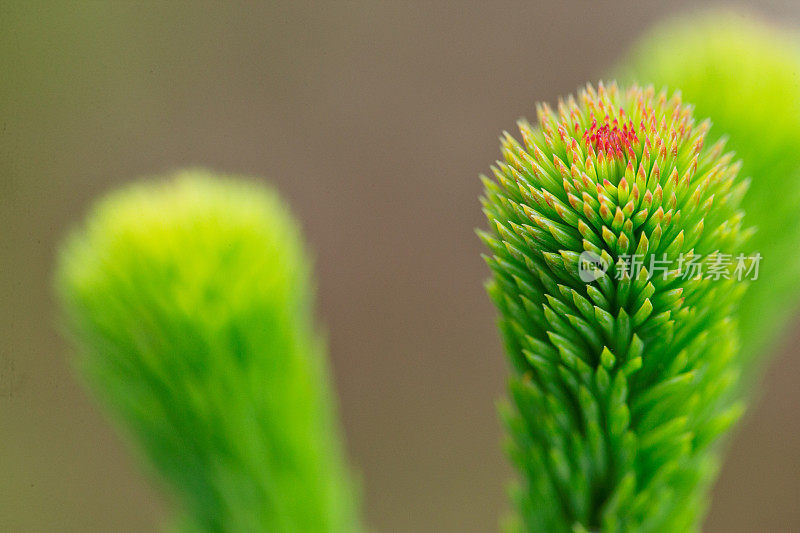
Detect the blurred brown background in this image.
<box><xmin>2</xmin><ymin>1</ymin><xmax>799</xmax><ymax>531</ymax></box>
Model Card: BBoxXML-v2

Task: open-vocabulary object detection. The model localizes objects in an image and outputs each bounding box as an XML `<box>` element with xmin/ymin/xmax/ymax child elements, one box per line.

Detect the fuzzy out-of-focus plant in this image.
<box><xmin>479</xmin><ymin>83</ymin><xmax>753</xmax><ymax>531</ymax></box>
<box><xmin>56</xmin><ymin>170</ymin><xmax>361</xmax><ymax>532</ymax></box>
<box><xmin>618</xmin><ymin>10</ymin><xmax>800</xmax><ymax>367</ymax></box>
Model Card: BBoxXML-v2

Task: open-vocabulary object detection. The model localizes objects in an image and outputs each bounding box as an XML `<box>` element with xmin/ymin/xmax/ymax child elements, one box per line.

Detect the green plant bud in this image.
<box><xmin>480</xmin><ymin>83</ymin><xmax>749</xmax><ymax>532</ymax></box>
<box><xmin>56</xmin><ymin>170</ymin><xmax>361</xmax><ymax>532</ymax></box>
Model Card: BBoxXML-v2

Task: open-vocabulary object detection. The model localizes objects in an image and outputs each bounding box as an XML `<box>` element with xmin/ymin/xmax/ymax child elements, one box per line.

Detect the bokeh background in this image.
<box><xmin>2</xmin><ymin>1</ymin><xmax>799</xmax><ymax>531</ymax></box>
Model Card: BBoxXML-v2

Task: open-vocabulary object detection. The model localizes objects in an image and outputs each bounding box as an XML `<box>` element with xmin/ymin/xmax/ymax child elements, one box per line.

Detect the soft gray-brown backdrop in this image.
<box><xmin>2</xmin><ymin>1</ymin><xmax>799</xmax><ymax>531</ymax></box>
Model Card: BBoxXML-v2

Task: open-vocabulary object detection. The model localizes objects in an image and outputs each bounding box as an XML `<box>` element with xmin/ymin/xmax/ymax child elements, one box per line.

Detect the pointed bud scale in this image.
<box><xmin>532</xmin><ymin>145</ymin><xmax>548</xmax><ymax>165</ymax></box>
<box><xmin>616</xmin><ymin>263</ymin><xmax>633</xmax><ymax>304</ymax></box>
<box><xmin>701</xmin><ymin>193</ymin><xmax>715</xmax><ymax>211</ymax></box>
<box><xmin>583</xmin><ymin>201</ymin><xmax>602</xmax><ymax>228</ymax></box>
<box><xmin>518</xmin><ymin>148</ymin><xmax>537</xmax><ymax>170</ymax></box>
<box><xmin>617</xmin><ymin>232</ymin><xmax>630</xmax><ymax>255</ymax></box>
<box><xmin>649</xmin><ymin>163</ymin><xmax>661</xmax><ymax>191</ymax></box>
<box><xmin>622</xmin><ymin>219</ymin><xmax>633</xmax><ymax>235</ymax></box>
<box><xmin>479</xmin><ymin>83</ymin><xmax>750</xmax><ymax>532</ymax></box>
<box><xmin>579</xmin><ymin>172</ymin><xmax>594</xmax><ymax>191</ymax></box>
<box><xmin>567</xmin><ymin>192</ymin><xmax>582</xmax><ymax>210</ymax></box>
<box><xmin>582</xmin><ymin>191</ymin><xmax>599</xmax><ymax>210</ymax></box>
<box><xmin>541</xmin><ymin>189</ymin><xmax>556</xmax><ymax>209</ymax></box>
<box><xmin>635</xmin><ymin>232</ymin><xmax>649</xmax><ymax>257</ymax></box>
<box><xmin>571</xmin><ymin>137</ymin><xmax>584</xmax><ymax>161</ymax></box>
<box><xmin>622</xmin><ymin>200</ymin><xmax>635</xmax><ymax>218</ymax></box>
<box><xmin>653</xmin><ymin>184</ymin><xmax>663</xmax><ymax>207</ymax></box>
<box><xmin>689</xmin><ymin>154</ymin><xmax>699</xmax><ymax>177</ymax></box>
<box><xmin>554</xmin><ymin>155</ymin><xmax>571</xmax><ymax>178</ymax></box>
<box><xmin>543</xmin><ymin>131</ymin><xmax>558</xmax><ymax>154</ymax></box>
<box><xmin>631</xmin><ymin>183</ymin><xmax>641</xmax><ymax>204</ymax></box>
<box><xmin>548</xmin><ymin>221</ymin><xmax>581</xmax><ymax>249</ymax></box>
<box><xmin>518</xmin><ymin>121</ymin><xmax>535</xmax><ymax>149</ymax></box>
<box><xmin>570</xmin><ymin>161</ymin><xmax>582</xmax><ymax>180</ymax></box>
<box><xmin>642</xmin><ymin>189</ymin><xmax>653</xmax><ymax>210</ymax></box>
<box><xmin>612</xmin><ymin>207</ymin><xmax>625</xmax><ymax>233</ymax></box>
<box><xmin>649</xmin><ymin>223</ymin><xmax>663</xmax><ymax>252</ymax></box>
<box><xmin>647</xmin><ymin>206</ymin><xmax>665</xmax><ymax>232</ymax></box>
<box><xmin>632</xmin><ymin>208</ymin><xmax>648</xmax><ymax>229</ymax></box>
<box><xmin>618</xmin><ymin>177</ymin><xmax>630</xmax><ymax>202</ymax></box>
<box><xmin>655</xmin><ymin>287</ymin><xmax>684</xmax><ymax>309</ymax></box>
<box><xmin>542</xmin><ymin>251</ymin><xmax>565</xmax><ymax>274</ymax></box>
<box><xmin>598</xmin><ymin>202</ymin><xmax>612</xmax><ymax>223</ymax></box>
<box><xmin>664</xmin><ymin>230</ymin><xmax>685</xmax><ymax>255</ymax></box>
<box><xmin>583</xmin><ymin>238</ymin><xmax>603</xmax><ymax>257</ymax></box>
<box><xmin>689</xmin><ymin>185</ymin><xmax>704</xmax><ymax>207</ymax></box>
<box><xmin>633</xmin><ymin>266</ymin><xmax>651</xmax><ymax>296</ymax></box>
<box><xmin>601</xmin><ymin>225</ymin><xmax>617</xmax><ymax>248</ymax></box>
<box><xmin>625</xmin><ymin>161</ymin><xmax>635</xmax><ymax>183</ymax></box>
<box><xmin>597</xmin><ymin>192</ymin><xmax>614</xmax><ymax>210</ymax></box>
<box><xmin>530</xmin><ymin>186</ymin><xmax>552</xmax><ymax>211</ymax></box>
<box><xmin>577</xmin><ymin>220</ymin><xmax>599</xmax><ymax>244</ymax></box>
<box><xmin>557</xmin><ymin>124</ymin><xmax>569</xmax><ymax>143</ymax></box>
<box><xmin>521</xmin><ymin>204</ymin><xmax>542</xmax><ymax>225</ymax></box>
<box><xmin>636</xmin><ymin>162</ymin><xmax>648</xmax><ymax>193</ymax></box>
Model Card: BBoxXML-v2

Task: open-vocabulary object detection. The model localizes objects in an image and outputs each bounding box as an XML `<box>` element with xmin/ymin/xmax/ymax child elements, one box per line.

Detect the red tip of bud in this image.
<box><xmin>582</xmin><ymin>114</ymin><xmax>639</xmax><ymax>161</ymax></box>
